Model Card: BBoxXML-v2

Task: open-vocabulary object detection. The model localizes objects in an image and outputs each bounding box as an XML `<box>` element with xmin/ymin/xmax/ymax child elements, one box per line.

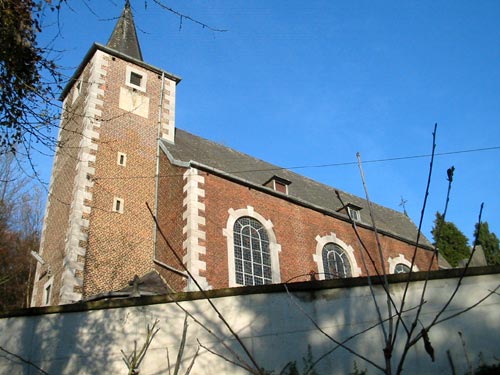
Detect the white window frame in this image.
<box><xmin>125</xmin><ymin>66</ymin><xmax>147</xmax><ymax>92</ymax></box>
<box><xmin>223</xmin><ymin>206</ymin><xmax>281</xmax><ymax>287</ymax></box>
<box><xmin>313</xmin><ymin>232</ymin><xmax>361</xmax><ymax>280</ymax></box>
<box><xmin>388</xmin><ymin>254</ymin><xmax>418</xmax><ymax>274</ymax></box>
<box><xmin>272</xmin><ymin>180</ymin><xmax>288</xmax><ymax>194</ymax></box>
<box><xmin>347</xmin><ymin>206</ymin><xmax>361</xmax><ymax>222</ymax></box>
<box><xmin>42</xmin><ymin>277</ymin><xmax>54</xmax><ymax>306</ymax></box>
<box><xmin>117</xmin><ymin>152</ymin><xmax>127</xmax><ymax>166</ymax></box>
<box><xmin>113</xmin><ymin>197</ymin><xmax>124</xmax><ymax>214</ymax></box>
<box><xmin>323</xmin><ymin>243</ymin><xmax>353</xmax><ymax>279</ymax></box>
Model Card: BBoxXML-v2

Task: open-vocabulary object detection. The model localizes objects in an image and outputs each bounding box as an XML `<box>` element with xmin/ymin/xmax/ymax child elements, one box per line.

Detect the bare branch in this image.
<box><xmin>392</xmin><ymin>123</ymin><xmax>438</xmax><ymax>357</ymax></box>
<box><xmin>152</xmin><ymin>0</ymin><xmax>228</xmax><ymax>32</ymax></box>
<box><xmin>356</xmin><ymin>152</ymin><xmax>394</xmax><ymax>365</ymax></box>
<box><xmin>197</xmin><ymin>340</ymin><xmax>260</xmax><ymax>375</ymax></box>
<box><xmin>121</xmin><ymin>319</ymin><xmax>160</xmax><ymax>375</ymax></box>
<box><xmin>146</xmin><ymin>202</ymin><xmax>263</xmax><ymax>374</ymax></box>
<box><xmin>0</xmin><ymin>345</ymin><xmax>51</xmax><ymax>375</ymax></box>
<box><xmin>283</xmin><ymin>283</ymin><xmax>385</xmax><ymax>372</ymax></box>
<box><xmin>173</xmin><ymin>314</ymin><xmax>189</xmax><ymax>375</ymax></box>
<box><xmin>433</xmin><ymin>285</ymin><xmax>499</xmax><ymax>327</ymax></box>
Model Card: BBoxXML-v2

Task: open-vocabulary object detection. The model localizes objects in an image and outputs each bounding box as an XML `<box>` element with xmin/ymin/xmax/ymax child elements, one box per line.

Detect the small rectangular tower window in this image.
<box><xmin>126</xmin><ymin>66</ymin><xmax>147</xmax><ymax>91</ymax></box>
<box><xmin>113</xmin><ymin>197</ymin><xmax>124</xmax><ymax>213</ymax></box>
<box><xmin>130</xmin><ymin>72</ymin><xmax>142</xmax><ymax>87</ymax></box>
<box><xmin>117</xmin><ymin>152</ymin><xmax>127</xmax><ymax>166</ymax></box>
<box><xmin>45</xmin><ymin>285</ymin><xmax>52</xmax><ymax>305</ymax></box>
<box><xmin>42</xmin><ymin>278</ymin><xmax>53</xmax><ymax>306</ymax></box>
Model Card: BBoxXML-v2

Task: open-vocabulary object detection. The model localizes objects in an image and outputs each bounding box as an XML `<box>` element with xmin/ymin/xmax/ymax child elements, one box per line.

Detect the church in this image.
<box><xmin>31</xmin><ymin>2</ymin><xmax>436</xmax><ymax>306</ymax></box>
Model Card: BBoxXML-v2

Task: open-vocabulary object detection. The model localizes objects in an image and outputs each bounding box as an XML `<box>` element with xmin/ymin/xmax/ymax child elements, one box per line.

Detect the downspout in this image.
<box><xmin>153</xmin><ymin>72</ymin><xmax>188</xmax><ymax>278</ymax></box>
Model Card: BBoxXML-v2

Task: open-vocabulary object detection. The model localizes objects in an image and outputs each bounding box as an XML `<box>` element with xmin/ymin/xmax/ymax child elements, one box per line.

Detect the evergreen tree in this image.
<box><xmin>474</xmin><ymin>222</ymin><xmax>500</xmax><ymax>265</ymax></box>
<box><xmin>431</xmin><ymin>212</ymin><xmax>470</xmax><ymax>267</ymax></box>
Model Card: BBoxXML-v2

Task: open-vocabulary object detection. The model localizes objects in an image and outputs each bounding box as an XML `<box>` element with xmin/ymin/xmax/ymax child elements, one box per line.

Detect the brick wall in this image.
<box><xmin>199</xmin><ymin>171</ymin><xmax>436</xmax><ymax>288</ymax></box>
<box><xmin>154</xmin><ymin>151</ymin><xmax>188</xmax><ymax>292</ymax></box>
<box><xmin>35</xmin><ymin>46</ymin><xmax>434</xmax><ymax>304</ymax></box>
<box><xmin>82</xmin><ymin>54</ymin><xmax>176</xmax><ymax>297</ymax></box>
<box><xmin>34</xmin><ymin>47</ymin><xmax>180</xmax><ymax>305</ymax></box>
<box><xmin>31</xmin><ymin>57</ymin><xmax>94</xmax><ymax>306</ymax></box>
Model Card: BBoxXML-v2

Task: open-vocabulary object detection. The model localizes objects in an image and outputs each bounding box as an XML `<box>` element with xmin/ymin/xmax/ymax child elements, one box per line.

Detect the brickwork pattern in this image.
<box><xmin>82</xmin><ymin>54</ymin><xmax>177</xmax><ymax>297</ymax></box>
<box><xmin>34</xmin><ymin>45</ymin><xmax>436</xmax><ymax>305</ymax></box>
<box><xmin>59</xmin><ymin>50</ymin><xmax>108</xmax><ymax>303</ymax></box>
<box><xmin>33</xmin><ymin>47</ymin><xmax>179</xmax><ymax>305</ymax></box>
<box><xmin>31</xmin><ymin>55</ymin><xmax>97</xmax><ymax>306</ymax></box>
<box><xmin>154</xmin><ymin>152</ymin><xmax>188</xmax><ymax>292</ymax></box>
<box><xmin>199</xmin><ymin>171</ymin><xmax>436</xmax><ymax>289</ymax></box>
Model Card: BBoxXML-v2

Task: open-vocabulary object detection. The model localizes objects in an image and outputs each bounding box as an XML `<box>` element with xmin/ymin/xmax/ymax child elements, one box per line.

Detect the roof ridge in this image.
<box><xmin>167</xmin><ymin>128</ymin><xmax>431</xmax><ymax>246</ymax></box>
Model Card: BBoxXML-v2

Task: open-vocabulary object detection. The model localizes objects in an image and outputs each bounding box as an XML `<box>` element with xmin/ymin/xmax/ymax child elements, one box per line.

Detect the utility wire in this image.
<box><xmin>93</xmin><ymin>145</ymin><xmax>500</xmax><ymax>181</ymax></box>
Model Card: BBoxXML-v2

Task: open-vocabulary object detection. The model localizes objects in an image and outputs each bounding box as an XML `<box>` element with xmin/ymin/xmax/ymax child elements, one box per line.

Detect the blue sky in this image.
<box><xmin>37</xmin><ymin>0</ymin><xmax>499</xmax><ymax>243</ymax></box>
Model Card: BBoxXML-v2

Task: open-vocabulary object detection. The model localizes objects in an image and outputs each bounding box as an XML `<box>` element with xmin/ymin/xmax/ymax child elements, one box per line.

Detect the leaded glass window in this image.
<box><xmin>394</xmin><ymin>263</ymin><xmax>411</xmax><ymax>274</ymax></box>
<box><xmin>322</xmin><ymin>243</ymin><xmax>352</xmax><ymax>279</ymax></box>
<box><xmin>233</xmin><ymin>216</ymin><xmax>272</xmax><ymax>285</ymax></box>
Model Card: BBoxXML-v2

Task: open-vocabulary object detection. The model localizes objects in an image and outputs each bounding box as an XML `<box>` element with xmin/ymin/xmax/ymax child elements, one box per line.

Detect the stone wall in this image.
<box><xmin>7</xmin><ymin>268</ymin><xmax>499</xmax><ymax>375</ymax></box>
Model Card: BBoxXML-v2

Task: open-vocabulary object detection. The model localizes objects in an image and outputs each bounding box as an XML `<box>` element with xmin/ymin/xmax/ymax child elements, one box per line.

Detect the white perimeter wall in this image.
<box><xmin>1</xmin><ymin>272</ymin><xmax>498</xmax><ymax>375</ymax></box>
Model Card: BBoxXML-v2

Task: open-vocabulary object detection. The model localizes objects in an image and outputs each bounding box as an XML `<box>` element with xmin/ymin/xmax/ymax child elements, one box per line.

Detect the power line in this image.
<box><xmin>286</xmin><ymin>146</ymin><xmax>500</xmax><ymax>170</ymax></box>
<box><xmin>93</xmin><ymin>145</ymin><xmax>500</xmax><ymax>181</ymax></box>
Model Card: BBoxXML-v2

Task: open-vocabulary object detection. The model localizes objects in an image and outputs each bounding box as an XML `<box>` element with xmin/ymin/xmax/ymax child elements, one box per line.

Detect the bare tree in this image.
<box><xmin>0</xmin><ymin>153</ymin><xmax>42</xmax><ymax>311</ymax></box>
<box><xmin>0</xmin><ymin>0</ymin><xmax>225</xmax><ymax>164</ymax></box>
<box><xmin>279</xmin><ymin>124</ymin><xmax>499</xmax><ymax>375</ymax></box>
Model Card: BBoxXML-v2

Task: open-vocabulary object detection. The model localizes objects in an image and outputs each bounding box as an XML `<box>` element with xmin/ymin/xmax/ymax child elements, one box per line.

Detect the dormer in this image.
<box><xmin>337</xmin><ymin>203</ymin><xmax>363</xmax><ymax>222</ymax></box>
<box><xmin>264</xmin><ymin>175</ymin><xmax>291</xmax><ymax>194</ymax></box>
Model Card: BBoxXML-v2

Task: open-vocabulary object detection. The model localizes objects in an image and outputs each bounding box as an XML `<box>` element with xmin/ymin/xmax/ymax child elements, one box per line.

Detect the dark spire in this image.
<box><xmin>107</xmin><ymin>1</ymin><xmax>143</xmax><ymax>61</ymax></box>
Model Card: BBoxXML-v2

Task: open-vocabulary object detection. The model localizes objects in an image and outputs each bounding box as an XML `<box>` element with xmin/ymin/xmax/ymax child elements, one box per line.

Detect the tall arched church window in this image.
<box><xmin>322</xmin><ymin>243</ymin><xmax>352</xmax><ymax>279</ymax></box>
<box><xmin>224</xmin><ymin>206</ymin><xmax>281</xmax><ymax>287</ymax></box>
<box><xmin>313</xmin><ymin>233</ymin><xmax>361</xmax><ymax>279</ymax></box>
<box><xmin>233</xmin><ymin>217</ymin><xmax>272</xmax><ymax>285</ymax></box>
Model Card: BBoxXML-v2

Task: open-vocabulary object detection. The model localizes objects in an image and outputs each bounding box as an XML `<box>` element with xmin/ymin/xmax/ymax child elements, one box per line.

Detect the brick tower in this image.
<box><xmin>31</xmin><ymin>1</ymin><xmax>180</xmax><ymax>306</ymax></box>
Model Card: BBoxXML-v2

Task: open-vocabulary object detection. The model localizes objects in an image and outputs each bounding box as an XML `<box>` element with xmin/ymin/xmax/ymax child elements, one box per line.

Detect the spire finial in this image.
<box><xmin>106</xmin><ymin>0</ymin><xmax>143</xmax><ymax>60</ymax></box>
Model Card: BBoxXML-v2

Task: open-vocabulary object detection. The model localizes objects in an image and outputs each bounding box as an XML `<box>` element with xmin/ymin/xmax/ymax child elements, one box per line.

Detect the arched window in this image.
<box><xmin>394</xmin><ymin>263</ymin><xmax>411</xmax><ymax>274</ymax></box>
<box><xmin>388</xmin><ymin>254</ymin><xmax>417</xmax><ymax>274</ymax></box>
<box><xmin>313</xmin><ymin>233</ymin><xmax>361</xmax><ymax>280</ymax></box>
<box><xmin>224</xmin><ymin>207</ymin><xmax>281</xmax><ymax>287</ymax></box>
<box><xmin>322</xmin><ymin>243</ymin><xmax>352</xmax><ymax>279</ymax></box>
<box><xmin>233</xmin><ymin>216</ymin><xmax>272</xmax><ymax>285</ymax></box>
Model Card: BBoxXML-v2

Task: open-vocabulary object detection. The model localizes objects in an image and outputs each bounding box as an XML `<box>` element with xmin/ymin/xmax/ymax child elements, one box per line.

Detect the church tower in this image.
<box><xmin>31</xmin><ymin>1</ymin><xmax>180</xmax><ymax>306</ymax></box>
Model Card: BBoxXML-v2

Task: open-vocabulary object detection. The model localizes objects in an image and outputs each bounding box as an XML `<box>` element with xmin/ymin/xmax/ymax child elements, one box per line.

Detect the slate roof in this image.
<box><xmin>106</xmin><ymin>0</ymin><xmax>143</xmax><ymax>61</ymax></box>
<box><xmin>161</xmin><ymin>129</ymin><xmax>433</xmax><ymax>248</ymax></box>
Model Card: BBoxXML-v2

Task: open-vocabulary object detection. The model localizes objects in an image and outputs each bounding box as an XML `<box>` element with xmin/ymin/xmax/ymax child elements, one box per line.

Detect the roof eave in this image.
<box><xmin>59</xmin><ymin>43</ymin><xmax>182</xmax><ymax>101</ymax></box>
<box><xmin>168</xmin><ymin>156</ymin><xmax>435</xmax><ymax>251</ymax></box>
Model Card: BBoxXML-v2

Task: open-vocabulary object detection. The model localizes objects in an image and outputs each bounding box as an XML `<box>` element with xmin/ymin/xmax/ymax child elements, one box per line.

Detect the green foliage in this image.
<box><xmin>474</xmin><ymin>222</ymin><xmax>500</xmax><ymax>265</ymax></box>
<box><xmin>432</xmin><ymin>212</ymin><xmax>470</xmax><ymax>267</ymax></box>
